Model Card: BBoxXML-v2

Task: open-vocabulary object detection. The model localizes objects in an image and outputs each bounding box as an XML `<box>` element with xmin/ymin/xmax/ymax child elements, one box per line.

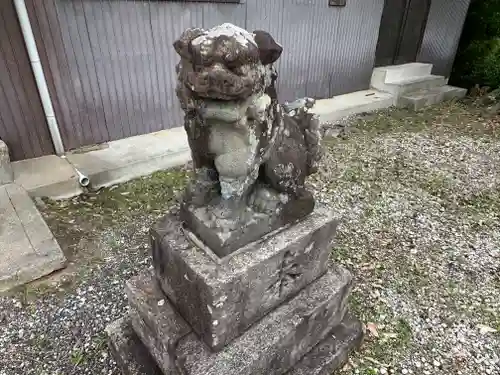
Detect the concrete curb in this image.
<box><xmin>13</xmin><ymin>128</ymin><xmax>192</xmax><ymax>200</ymax></box>
<box><xmin>0</xmin><ymin>184</ymin><xmax>67</xmax><ymax>293</ymax></box>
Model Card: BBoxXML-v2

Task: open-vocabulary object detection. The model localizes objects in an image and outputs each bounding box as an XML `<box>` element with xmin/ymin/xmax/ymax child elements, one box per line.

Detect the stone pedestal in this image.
<box><xmin>106</xmin><ymin>207</ymin><xmax>363</xmax><ymax>375</ymax></box>
<box><xmin>106</xmin><ymin>22</ymin><xmax>362</xmax><ymax>375</ymax></box>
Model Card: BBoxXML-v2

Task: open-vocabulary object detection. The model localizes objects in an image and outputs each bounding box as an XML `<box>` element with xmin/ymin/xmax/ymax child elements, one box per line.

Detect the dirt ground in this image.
<box><xmin>0</xmin><ymin>99</ymin><xmax>498</xmax><ymax>375</ymax></box>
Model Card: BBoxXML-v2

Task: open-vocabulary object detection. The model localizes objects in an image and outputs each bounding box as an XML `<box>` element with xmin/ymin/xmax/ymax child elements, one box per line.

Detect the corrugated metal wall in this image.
<box><xmin>418</xmin><ymin>0</ymin><xmax>471</xmax><ymax>77</ymax></box>
<box><xmin>27</xmin><ymin>0</ymin><xmax>384</xmax><ymax>152</ymax></box>
<box><xmin>0</xmin><ymin>1</ymin><xmax>54</xmax><ymax>161</ymax></box>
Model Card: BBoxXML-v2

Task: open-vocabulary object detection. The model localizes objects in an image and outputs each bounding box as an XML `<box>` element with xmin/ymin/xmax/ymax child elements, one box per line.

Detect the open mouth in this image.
<box><xmin>198</xmin><ymin>97</ymin><xmax>247</xmax><ymax>123</ymax></box>
<box><xmin>186</xmin><ymin>69</ymin><xmax>255</xmax><ymax>102</ymax></box>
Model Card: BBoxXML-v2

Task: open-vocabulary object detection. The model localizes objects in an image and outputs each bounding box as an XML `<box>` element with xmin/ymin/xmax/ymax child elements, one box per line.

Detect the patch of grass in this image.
<box><xmin>367</xmin><ymin>317</ymin><xmax>413</xmax><ymax>365</ymax></box>
<box><xmin>40</xmin><ymin>168</ymin><xmax>188</xmax><ymax>229</ymax></box>
<box><xmin>458</xmin><ymin>189</ymin><xmax>500</xmax><ymax>212</ymax></box>
<box><xmin>341</xmin><ymin>165</ymin><xmax>364</xmax><ymax>183</ymax></box>
<box><xmin>418</xmin><ymin>174</ymin><xmax>454</xmax><ymax>199</ymax></box>
<box><xmin>347</xmin><ymin>289</ymin><xmax>365</xmax><ymax>319</ymax></box>
<box><xmin>359</xmin><ymin>368</ymin><xmax>379</xmax><ymax>375</ymax></box>
<box><xmin>353</xmin><ymin>101</ymin><xmax>500</xmax><ymax>139</ymax></box>
<box><xmin>70</xmin><ymin>348</ymin><xmax>86</xmax><ymax>366</ymax></box>
<box><xmin>354</xmin><ymin>107</ymin><xmax>432</xmax><ymax>135</ymax></box>
<box><xmin>346</xmin><ymin>290</ymin><xmax>414</xmax><ymax>372</ymax></box>
<box><xmin>92</xmin><ymin>332</ymin><xmax>108</xmax><ymax>351</ymax></box>
<box><xmin>395</xmin><ymin>318</ymin><xmax>413</xmax><ymax>344</ymax></box>
<box><xmin>331</xmin><ymin>246</ymin><xmax>351</xmax><ymax>262</ymax></box>
<box><xmin>37</xmin><ymin>168</ymin><xmax>189</xmax><ymax>261</ymax></box>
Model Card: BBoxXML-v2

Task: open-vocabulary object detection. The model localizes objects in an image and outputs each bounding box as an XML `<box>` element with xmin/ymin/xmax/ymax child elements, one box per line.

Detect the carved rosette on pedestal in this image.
<box><xmin>106</xmin><ymin>23</ymin><xmax>363</xmax><ymax>375</ymax></box>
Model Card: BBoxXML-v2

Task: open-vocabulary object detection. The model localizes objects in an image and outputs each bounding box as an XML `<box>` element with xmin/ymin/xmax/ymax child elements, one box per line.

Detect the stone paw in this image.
<box><xmin>249</xmin><ymin>186</ymin><xmax>288</xmax><ymax>214</ymax></box>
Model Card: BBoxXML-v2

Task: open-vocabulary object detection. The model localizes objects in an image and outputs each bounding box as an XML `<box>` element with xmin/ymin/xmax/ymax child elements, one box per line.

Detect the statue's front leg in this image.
<box><xmin>211</xmin><ymin>146</ymin><xmax>260</xmax><ymax>221</ymax></box>
<box><xmin>183</xmin><ymin>115</ymin><xmax>219</xmax><ymax>206</ymax></box>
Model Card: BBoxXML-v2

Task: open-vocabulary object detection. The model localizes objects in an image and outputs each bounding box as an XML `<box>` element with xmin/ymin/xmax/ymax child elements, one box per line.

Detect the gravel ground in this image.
<box><xmin>1</xmin><ymin>100</ymin><xmax>499</xmax><ymax>375</ymax></box>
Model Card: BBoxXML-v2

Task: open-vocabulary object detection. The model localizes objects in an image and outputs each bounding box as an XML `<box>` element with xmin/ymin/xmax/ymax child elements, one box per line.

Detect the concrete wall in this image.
<box><xmin>0</xmin><ymin>1</ymin><xmax>55</xmax><ymax>161</ymax></box>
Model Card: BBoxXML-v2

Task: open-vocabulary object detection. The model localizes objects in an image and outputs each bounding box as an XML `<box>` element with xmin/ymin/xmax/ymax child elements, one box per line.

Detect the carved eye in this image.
<box><xmin>224</xmin><ymin>56</ymin><xmax>241</xmax><ymax>73</ymax></box>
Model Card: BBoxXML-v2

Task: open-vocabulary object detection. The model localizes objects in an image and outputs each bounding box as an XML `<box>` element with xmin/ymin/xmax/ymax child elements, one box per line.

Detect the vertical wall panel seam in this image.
<box><xmin>61</xmin><ymin>1</ymin><xmax>100</xmax><ymax>144</ymax></box>
<box><xmin>0</xmin><ymin>10</ymin><xmax>36</xmax><ymax>158</ymax></box>
<box><xmin>72</xmin><ymin>0</ymin><xmax>106</xmax><ymax>142</ymax></box>
<box><xmin>8</xmin><ymin>3</ymin><xmax>51</xmax><ymax>156</ymax></box>
<box><xmin>2</xmin><ymin>8</ymin><xmax>42</xmax><ymax>157</ymax></box>
<box><xmin>49</xmin><ymin>0</ymin><xmax>86</xmax><ymax>148</ymax></box>
<box><xmin>29</xmin><ymin>1</ymin><xmax>70</xmax><ymax>151</ymax></box>
<box><xmin>126</xmin><ymin>1</ymin><xmax>146</xmax><ymax>136</ymax></box>
<box><xmin>82</xmin><ymin>0</ymin><xmax>112</xmax><ymax>141</ymax></box>
<box><xmin>148</xmin><ymin>0</ymin><xmax>163</xmax><ymax>131</ymax></box>
<box><xmin>92</xmin><ymin>0</ymin><xmax>126</xmax><ymax>140</ymax></box>
<box><xmin>109</xmin><ymin>0</ymin><xmax>135</xmax><ymax>138</ymax></box>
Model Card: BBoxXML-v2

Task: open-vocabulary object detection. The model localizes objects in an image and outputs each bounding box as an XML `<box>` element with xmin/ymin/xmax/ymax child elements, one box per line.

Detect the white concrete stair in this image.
<box><xmin>371</xmin><ymin>73</ymin><xmax>447</xmax><ymax>97</ymax></box>
<box><xmin>371</xmin><ymin>63</ymin><xmax>433</xmax><ymax>85</ymax></box>
<box><xmin>371</xmin><ymin>63</ymin><xmax>466</xmax><ymax>110</ymax></box>
<box><xmin>399</xmin><ymin>85</ymin><xmax>467</xmax><ymax>111</ymax></box>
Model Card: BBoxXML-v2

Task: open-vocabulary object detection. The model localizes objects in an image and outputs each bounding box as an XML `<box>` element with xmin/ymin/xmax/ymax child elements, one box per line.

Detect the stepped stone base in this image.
<box><xmin>107</xmin><ymin>207</ymin><xmax>363</xmax><ymax>375</ymax></box>
<box><xmin>120</xmin><ymin>268</ymin><xmax>355</xmax><ymax>375</ymax></box>
<box><xmin>107</xmin><ymin>311</ymin><xmax>363</xmax><ymax>375</ymax></box>
<box><xmin>150</xmin><ymin>206</ymin><xmax>338</xmax><ymax>351</ymax></box>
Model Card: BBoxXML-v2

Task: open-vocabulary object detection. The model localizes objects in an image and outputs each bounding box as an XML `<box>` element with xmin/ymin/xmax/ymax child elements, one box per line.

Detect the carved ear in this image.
<box><xmin>253</xmin><ymin>30</ymin><xmax>283</xmax><ymax>65</ymax></box>
<box><xmin>173</xmin><ymin>28</ymin><xmax>205</xmax><ymax>60</ymax></box>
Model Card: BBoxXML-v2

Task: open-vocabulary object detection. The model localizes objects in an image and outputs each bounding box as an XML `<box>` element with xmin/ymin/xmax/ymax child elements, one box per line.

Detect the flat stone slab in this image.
<box><xmin>181</xmin><ymin>192</ymin><xmax>315</xmax><ymax>257</ymax></box>
<box><xmin>150</xmin><ymin>205</ymin><xmax>339</xmax><ymax>350</ymax></box>
<box><xmin>0</xmin><ymin>184</ymin><xmax>66</xmax><ymax>292</ymax></box>
<box><xmin>125</xmin><ymin>268</ymin><xmax>352</xmax><ymax>375</ymax></box>
<box><xmin>106</xmin><ymin>311</ymin><xmax>362</xmax><ymax>375</ymax></box>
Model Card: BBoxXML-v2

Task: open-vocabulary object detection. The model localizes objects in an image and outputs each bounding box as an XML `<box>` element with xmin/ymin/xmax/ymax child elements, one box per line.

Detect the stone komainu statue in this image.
<box><xmin>174</xmin><ymin>23</ymin><xmax>323</xmax><ymax>255</ymax></box>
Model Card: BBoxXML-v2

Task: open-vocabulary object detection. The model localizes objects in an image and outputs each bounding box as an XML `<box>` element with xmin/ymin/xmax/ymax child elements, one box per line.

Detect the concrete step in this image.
<box><xmin>311</xmin><ymin>89</ymin><xmax>395</xmax><ymax>124</ymax></box>
<box><xmin>371</xmin><ymin>63</ymin><xmax>433</xmax><ymax>86</ymax></box>
<box><xmin>399</xmin><ymin>85</ymin><xmax>467</xmax><ymax>110</ymax></box>
<box><xmin>0</xmin><ymin>183</ymin><xmax>66</xmax><ymax>292</ymax></box>
<box><xmin>371</xmin><ymin>75</ymin><xmax>447</xmax><ymax>97</ymax></box>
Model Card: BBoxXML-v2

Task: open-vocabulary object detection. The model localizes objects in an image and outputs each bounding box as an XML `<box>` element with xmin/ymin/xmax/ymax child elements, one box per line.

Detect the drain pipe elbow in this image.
<box><xmin>60</xmin><ymin>155</ymin><xmax>90</xmax><ymax>188</ymax></box>
<box><xmin>75</xmin><ymin>169</ymin><xmax>90</xmax><ymax>188</ymax></box>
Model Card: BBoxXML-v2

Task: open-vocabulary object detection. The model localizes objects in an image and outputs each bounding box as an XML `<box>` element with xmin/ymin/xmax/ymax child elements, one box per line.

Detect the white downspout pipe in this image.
<box><xmin>14</xmin><ymin>0</ymin><xmax>65</xmax><ymax>155</ymax></box>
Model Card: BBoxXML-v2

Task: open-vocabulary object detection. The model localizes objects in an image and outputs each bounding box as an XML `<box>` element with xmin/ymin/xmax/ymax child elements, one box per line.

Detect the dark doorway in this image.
<box><xmin>375</xmin><ymin>0</ymin><xmax>432</xmax><ymax>67</ymax></box>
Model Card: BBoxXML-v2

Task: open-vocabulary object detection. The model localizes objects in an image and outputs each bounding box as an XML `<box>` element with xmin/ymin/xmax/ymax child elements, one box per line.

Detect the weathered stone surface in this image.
<box><xmin>125</xmin><ymin>269</ymin><xmax>192</xmax><ymax>374</ymax></box>
<box><xmin>127</xmin><ymin>268</ymin><xmax>352</xmax><ymax>375</ymax></box>
<box><xmin>107</xmin><ymin>314</ymin><xmax>362</xmax><ymax>375</ymax></box>
<box><xmin>0</xmin><ymin>184</ymin><xmax>66</xmax><ymax>292</ymax></box>
<box><xmin>174</xmin><ymin>23</ymin><xmax>323</xmax><ymax>254</ymax></box>
<box><xmin>105</xmin><ymin>318</ymin><xmax>163</xmax><ymax>375</ymax></box>
<box><xmin>150</xmin><ymin>205</ymin><xmax>339</xmax><ymax>350</ymax></box>
<box><xmin>288</xmin><ymin>313</ymin><xmax>364</xmax><ymax>375</ymax></box>
<box><xmin>181</xmin><ymin>190</ymin><xmax>315</xmax><ymax>257</ymax></box>
<box><xmin>0</xmin><ymin>140</ymin><xmax>13</xmax><ymax>185</ymax></box>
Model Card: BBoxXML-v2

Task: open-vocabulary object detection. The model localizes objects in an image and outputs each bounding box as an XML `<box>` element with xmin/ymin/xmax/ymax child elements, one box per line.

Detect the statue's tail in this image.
<box><xmin>283</xmin><ymin>98</ymin><xmax>323</xmax><ymax>175</ymax></box>
<box><xmin>303</xmin><ymin>110</ymin><xmax>323</xmax><ymax>175</ymax></box>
